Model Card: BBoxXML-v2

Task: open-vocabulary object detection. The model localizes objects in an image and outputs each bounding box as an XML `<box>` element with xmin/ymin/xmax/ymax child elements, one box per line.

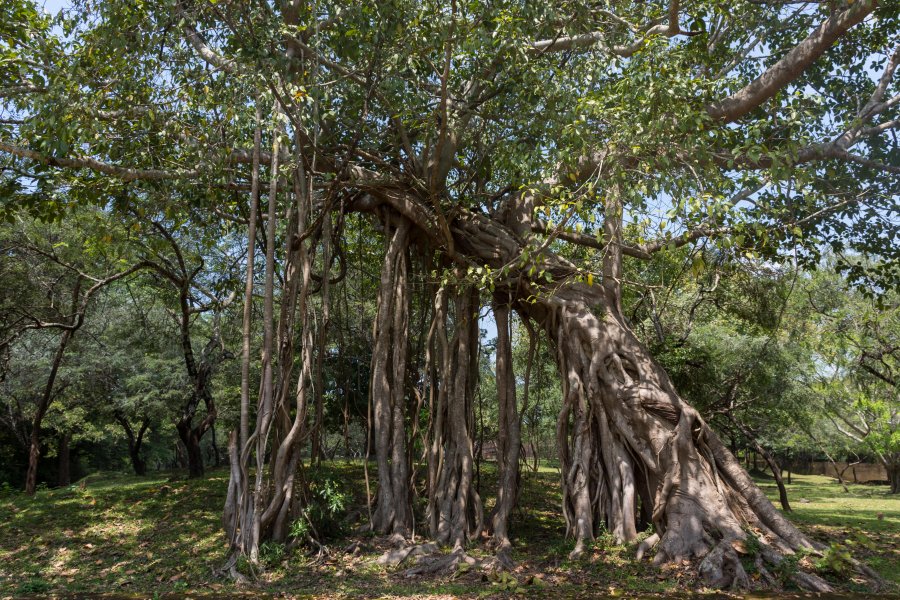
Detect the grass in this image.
<box><xmin>0</xmin><ymin>464</ymin><xmax>896</xmax><ymax>598</ymax></box>
<box><xmin>753</xmin><ymin>472</ymin><xmax>900</xmax><ymax>588</ymax></box>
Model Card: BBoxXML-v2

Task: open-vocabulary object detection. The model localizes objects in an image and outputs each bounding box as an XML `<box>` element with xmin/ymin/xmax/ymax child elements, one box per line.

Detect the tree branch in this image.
<box><xmin>707</xmin><ymin>0</ymin><xmax>876</xmax><ymax>122</ymax></box>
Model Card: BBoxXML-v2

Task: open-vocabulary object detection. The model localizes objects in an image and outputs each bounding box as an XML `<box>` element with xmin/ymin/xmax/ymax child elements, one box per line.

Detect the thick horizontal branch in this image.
<box><xmin>0</xmin><ymin>141</ymin><xmax>201</xmax><ymax>181</ymax></box>
<box><xmin>530</xmin><ymin>219</ymin><xmax>727</xmax><ymax>260</ymax></box>
<box><xmin>707</xmin><ymin>0</ymin><xmax>876</xmax><ymax>122</ymax></box>
<box><xmin>530</xmin><ymin>219</ymin><xmax>651</xmax><ymax>259</ymax></box>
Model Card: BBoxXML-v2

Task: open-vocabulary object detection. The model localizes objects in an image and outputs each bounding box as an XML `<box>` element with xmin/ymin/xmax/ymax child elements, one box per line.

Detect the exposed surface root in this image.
<box><xmin>698</xmin><ymin>541</ymin><xmax>750</xmax><ymax>590</ymax></box>
<box><xmin>401</xmin><ymin>548</ymin><xmax>477</xmax><ymax>577</ymax></box>
<box><xmin>490</xmin><ymin>544</ymin><xmax>516</xmax><ymax>572</ymax></box>
<box><xmin>636</xmin><ymin>532</ymin><xmax>659</xmax><ymax>561</ymax></box>
<box><xmin>377</xmin><ymin>542</ymin><xmax>439</xmax><ymax>567</ymax></box>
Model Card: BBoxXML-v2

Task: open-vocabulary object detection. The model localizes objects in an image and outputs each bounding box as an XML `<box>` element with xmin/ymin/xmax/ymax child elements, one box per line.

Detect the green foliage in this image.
<box><xmin>258</xmin><ymin>541</ymin><xmax>286</xmax><ymax>567</ymax></box>
<box><xmin>290</xmin><ymin>471</ymin><xmax>351</xmax><ymax>545</ymax></box>
<box><xmin>815</xmin><ymin>542</ymin><xmax>855</xmax><ymax>576</ymax></box>
<box><xmin>772</xmin><ymin>550</ymin><xmax>803</xmax><ymax>585</ymax></box>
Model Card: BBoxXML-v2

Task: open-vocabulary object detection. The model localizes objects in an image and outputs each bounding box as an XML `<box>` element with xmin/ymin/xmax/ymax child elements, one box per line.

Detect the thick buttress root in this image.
<box><xmin>533</xmin><ymin>291</ymin><xmax>839</xmax><ymax>591</ymax></box>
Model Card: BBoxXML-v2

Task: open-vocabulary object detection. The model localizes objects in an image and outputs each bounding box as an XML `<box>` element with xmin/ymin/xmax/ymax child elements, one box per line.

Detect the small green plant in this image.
<box><xmin>591</xmin><ymin>526</ymin><xmax>618</xmax><ymax>552</ymax></box>
<box><xmin>772</xmin><ymin>551</ymin><xmax>801</xmax><ymax>585</ymax></box>
<box><xmin>258</xmin><ymin>541</ymin><xmax>286</xmax><ymax>566</ymax></box>
<box><xmin>289</xmin><ymin>516</ymin><xmax>311</xmax><ymax>540</ymax></box>
<box><xmin>487</xmin><ymin>570</ymin><xmax>519</xmax><ymax>590</ymax></box>
<box><xmin>16</xmin><ymin>577</ymin><xmax>51</xmax><ymax>594</ymax></box>
<box><xmin>743</xmin><ymin>531</ymin><xmax>762</xmax><ymax>558</ymax></box>
<box><xmin>815</xmin><ymin>542</ymin><xmax>854</xmax><ymax>575</ymax></box>
<box><xmin>289</xmin><ymin>472</ymin><xmax>350</xmax><ymax>546</ymax></box>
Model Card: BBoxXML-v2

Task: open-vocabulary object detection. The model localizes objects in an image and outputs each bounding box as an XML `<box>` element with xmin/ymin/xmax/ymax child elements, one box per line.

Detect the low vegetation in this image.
<box><xmin>1</xmin><ymin>466</ymin><xmax>895</xmax><ymax>598</ymax></box>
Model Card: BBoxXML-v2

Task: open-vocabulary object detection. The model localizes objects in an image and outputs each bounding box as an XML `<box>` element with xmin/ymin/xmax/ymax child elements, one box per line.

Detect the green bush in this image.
<box><xmin>258</xmin><ymin>541</ymin><xmax>286</xmax><ymax>566</ymax></box>
<box><xmin>289</xmin><ymin>471</ymin><xmax>350</xmax><ymax>546</ymax></box>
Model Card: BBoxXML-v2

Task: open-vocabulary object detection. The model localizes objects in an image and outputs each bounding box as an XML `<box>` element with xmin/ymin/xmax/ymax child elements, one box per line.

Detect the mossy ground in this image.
<box><xmin>0</xmin><ymin>464</ymin><xmax>896</xmax><ymax>598</ymax></box>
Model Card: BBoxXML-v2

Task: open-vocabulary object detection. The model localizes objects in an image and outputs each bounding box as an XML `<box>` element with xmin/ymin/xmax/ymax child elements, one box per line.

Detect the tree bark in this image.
<box><xmin>57</xmin><ymin>432</ymin><xmax>71</xmax><ymax>487</ymax></box>
<box><xmin>223</xmin><ymin>121</ymin><xmax>317</xmax><ymax>563</ymax></box>
<box><xmin>311</xmin><ymin>211</ymin><xmax>333</xmax><ymax>463</ymax></box>
<box><xmin>415</xmin><ymin>198</ymin><xmax>828</xmax><ymax>588</ymax></box>
<box><xmin>177</xmin><ymin>422</ymin><xmax>205</xmax><ymax>478</ymax></box>
<box><xmin>24</xmin><ymin>276</ymin><xmax>85</xmax><ymax>495</ymax></box>
<box><xmin>490</xmin><ymin>300</ymin><xmax>521</xmax><ymax>567</ymax></box>
<box><xmin>239</xmin><ymin>102</ymin><xmax>262</xmax><ymax>453</ymax></box>
<box><xmin>426</xmin><ymin>284</ymin><xmax>484</xmax><ymax>550</ymax></box>
<box><xmin>116</xmin><ymin>414</ymin><xmax>150</xmax><ymax>476</ymax></box>
<box><xmin>370</xmin><ymin>216</ymin><xmax>413</xmax><ymax>536</ymax></box>
<box><xmin>887</xmin><ymin>461</ymin><xmax>900</xmax><ymax>494</ymax></box>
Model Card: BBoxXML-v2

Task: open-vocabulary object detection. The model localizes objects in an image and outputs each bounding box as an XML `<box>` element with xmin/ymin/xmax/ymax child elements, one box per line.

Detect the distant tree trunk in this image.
<box><xmin>57</xmin><ymin>432</ymin><xmax>71</xmax><ymax>487</ymax></box>
<box><xmin>177</xmin><ymin>422</ymin><xmax>205</xmax><ymax>478</ymax></box>
<box><xmin>24</xmin><ymin>279</ymin><xmax>84</xmax><ymax>496</ymax></box>
<box><xmin>22</xmin><ymin>262</ymin><xmax>146</xmax><ymax>495</ymax></box>
<box><xmin>726</xmin><ymin>414</ymin><xmax>792</xmax><ymax>512</ymax></box>
<box><xmin>175</xmin><ymin>440</ymin><xmax>187</xmax><ymax>469</ymax></box>
<box><xmin>146</xmin><ymin>222</ymin><xmax>231</xmax><ymax>480</ymax></box>
<box><xmin>130</xmin><ymin>444</ymin><xmax>148</xmax><ymax>476</ymax></box>
<box><xmin>885</xmin><ymin>460</ymin><xmax>899</xmax><ymax>494</ymax></box>
<box><xmin>25</xmin><ymin>326</ymin><xmax>73</xmax><ymax>495</ymax></box>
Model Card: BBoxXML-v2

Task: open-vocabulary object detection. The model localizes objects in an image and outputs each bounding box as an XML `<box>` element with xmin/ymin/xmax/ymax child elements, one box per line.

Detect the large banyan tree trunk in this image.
<box><xmin>425</xmin><ymin>283</ymin><xmax>484</xmax><ymax>550</ymax></box>
<box><xmin>403</xmin><ymin>197</ymin><xmax>833</xmax><ymax>590</ymax></box>
<box><xmin>369</xmin><ymin>215</ymin><xmax>414</xmax><ymax>536</ymax></box>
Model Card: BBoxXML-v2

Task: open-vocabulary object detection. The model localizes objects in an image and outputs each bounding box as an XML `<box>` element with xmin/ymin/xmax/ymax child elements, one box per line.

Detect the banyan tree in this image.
<box><xmin>2</xmin><ymin>0</ymin><xmax>898</xmax><ymax>590</ymax></box>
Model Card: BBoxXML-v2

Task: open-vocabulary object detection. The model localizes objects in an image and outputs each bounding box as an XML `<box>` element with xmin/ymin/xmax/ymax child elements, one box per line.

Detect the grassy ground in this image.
<box><xmin>0</xmin><ymin>464</ymin><xmax>896</xmax><ymax>598</ymax></box>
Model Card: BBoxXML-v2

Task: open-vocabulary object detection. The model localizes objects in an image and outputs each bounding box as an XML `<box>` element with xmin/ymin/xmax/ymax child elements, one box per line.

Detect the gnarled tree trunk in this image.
<box><xmin>223</xmin><ymin>125</ymin><xmax>317</xmax><ymax>565</ymax></box>
<box><xmin>370</xmin><ymin>216</ymin><xmax>414</xmax><ymax>536</ymax></box>
<box><xmin>434</xmin><ymin>196</ymin><xmax>831</xmax><ymax>589</ymax></box>
<box><xmin>426</xmin><ymin>284</ymin><xmax>483</xmax><ymax>550</ymax></box>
